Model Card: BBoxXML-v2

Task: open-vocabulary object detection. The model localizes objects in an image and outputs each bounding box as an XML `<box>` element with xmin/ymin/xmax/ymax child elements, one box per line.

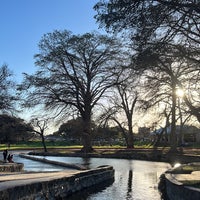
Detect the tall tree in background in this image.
<box><xmin>99</xmin><ymin>70</ymin><xmax>139</xmax><ymax>148</ymax></box>
<box><xmin>94</xmin><ymin>0</ymin><xmax>200</xmax><ymax>152</ymax></box>
<box><xmin>94</xmin><ymin>0</ymin><xmax>200</xmax><ymax>122</ymax></box>
<box><xmin>19</xmin><ymin>30</ymin><xmax>125</xmax><ymax>152</ymax></box>
<box><xmin>0</xmin><ymin>64</ymin><xmax>17</xmax><ymax>113</ymax></box>
<box><xmin>135</xmin><ymin>45</ymin><xmax>194</xmax><ymax>152</ymax></box>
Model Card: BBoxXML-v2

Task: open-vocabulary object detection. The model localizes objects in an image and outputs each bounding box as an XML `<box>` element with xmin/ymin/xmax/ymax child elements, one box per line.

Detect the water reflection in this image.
<box><xmin>15</xmin><ymin>154</ymin><xmax>170</xmax><ymax>200</ymax></box>
<box><xmin>67</xmin><ymin>179</ymin><xmax>115</xmax><ymax>200</ymax></box>
<box><xmin>14</xmin><ymin>154</ymin><xmax>70</xmax><ymax>172</ymax></box>
<box><xmin>126</xmin><ymin>170</ymin><xmax>133</xmax><ymax>199</ymax></box>
<box><xmin>81</xmin><ymin>157</ymin><xmax>91</xmax><ymax>169</ymax></box>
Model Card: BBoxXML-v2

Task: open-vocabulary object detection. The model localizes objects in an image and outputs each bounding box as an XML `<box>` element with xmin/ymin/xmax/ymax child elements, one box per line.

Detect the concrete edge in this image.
<box><xmin>19</xmin><ymin>154</ymin><xmax>87</xmax><ymax>170</ymax></box>
<box><xmin>0</xmin><ymin>165</ymin><xmax>115</xmax><ymax>199</ymax></box>
<box><xmin>164</xmin><ymin>173</ymin><xmax>200</xmax><ymax>200</ymax></box>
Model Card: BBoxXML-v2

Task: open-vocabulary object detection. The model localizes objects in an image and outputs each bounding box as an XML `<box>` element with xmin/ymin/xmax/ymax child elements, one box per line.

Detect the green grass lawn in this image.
<box><xmin>0</xmin><ymin>141</ymin><xmax>199</xmax><ymax>151</ymax></box>
<box><xmin>0</xmin><ymin>141</ymin><xmax>82</xmax><ymax>150</ymax></box>
<box><xmin>0</xmin><ymin>140</ymin><xmax>156</xmax><ymax>151</ymax></box>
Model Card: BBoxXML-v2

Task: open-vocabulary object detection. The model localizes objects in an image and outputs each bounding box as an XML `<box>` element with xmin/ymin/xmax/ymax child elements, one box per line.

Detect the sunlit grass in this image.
<box><xmin>0</xmin><ymin>142</ymin><xmax>83</xmax><ymax>151</ymax></box>
<box><xmin>0</xmin><ymin>141</ymin><xmax>156</xmax><ymax>151</ymax></box>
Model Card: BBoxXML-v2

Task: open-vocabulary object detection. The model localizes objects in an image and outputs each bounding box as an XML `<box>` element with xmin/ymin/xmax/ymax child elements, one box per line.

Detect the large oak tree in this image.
<box><xmin>19</xmin><ymin>30</ymin><xmax>125</xmax><ymax>152</ymax></box>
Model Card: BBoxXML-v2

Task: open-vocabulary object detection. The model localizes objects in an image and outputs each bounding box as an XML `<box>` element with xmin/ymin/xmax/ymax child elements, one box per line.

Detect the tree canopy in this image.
<box><xmin>94</xmin><ymin>0</ymin><xmax>200</xmax><ymax>45</ymax></box>
<box><xmin>19</xmin><ymin>30</ymin><xmax>126</xmax><ymax>152</ymax></box>
<box><xmin>94</xmin><ymin>0</ymin><xmax>200</xmax><ymax>151</ymax></box>
<box><xmin>94</xmin><ymin>0</ymin><xmax>200</xmax><ymax>107</ymax></box>
<box><xmin>0</xmin><ymin>65</ymin><xmax>17</xmax><ymax>113</ymax></box>
<box><xmin>0</xmin><ymin>114</ymin><xmax>33</xmax><ymax>143</ymax></box>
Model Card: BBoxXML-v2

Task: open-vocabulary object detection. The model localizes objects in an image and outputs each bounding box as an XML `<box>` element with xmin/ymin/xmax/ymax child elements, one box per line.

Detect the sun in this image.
<box><xmin>176</xmin><ymin>88</ymin><xmax>184</xmax><ymax>98</ymax></box>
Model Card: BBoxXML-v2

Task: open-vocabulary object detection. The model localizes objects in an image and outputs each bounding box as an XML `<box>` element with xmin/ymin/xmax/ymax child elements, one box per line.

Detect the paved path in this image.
<box><xmin>0</xmin><ymin>170</ymin><xmax>79</xmax><ymax>191</ymax></box>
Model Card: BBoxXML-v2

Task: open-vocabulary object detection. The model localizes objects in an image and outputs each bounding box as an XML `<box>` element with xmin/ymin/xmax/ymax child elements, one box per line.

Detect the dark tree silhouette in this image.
<box><xmin>0</xmin><ymin>65</ymin><xmax>17</xmax><ymax>113</ymax></box>
<box><xmin>30</xmin><ymin>118</ymin><xmax>48</xmax><ymax>152</ymax></box>
<box><xmin>19</xmin><ymin>30</ymin><xmax>125</xmax><ymax>152</ymax></box>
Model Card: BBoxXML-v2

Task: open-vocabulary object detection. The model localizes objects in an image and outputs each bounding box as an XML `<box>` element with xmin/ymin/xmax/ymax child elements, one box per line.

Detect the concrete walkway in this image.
<box><xmin>0</xmin><ymin>170</ymin><xmax>78</xmax><ymax>191</ymax></box>
<box><xmin>0</xmin><ymin>165</ymin><xmax>114</xmax><ymax>200</ymax></box>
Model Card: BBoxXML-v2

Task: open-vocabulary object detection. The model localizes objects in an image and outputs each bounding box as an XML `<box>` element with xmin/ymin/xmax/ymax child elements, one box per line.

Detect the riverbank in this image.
<box><xmin>0</xmin><ymin>165</ymin><xmax>114</xmax><ymax>199</ymax></box>
<box><xmin>28</xmin><ymin>147</ymin><xmax>200</xmax><ymax>164</ymax></box>
<box><xmin>2</xmin><ymin>148</ymin><xmax>198</xmax><ymax>199</ymax></box>
<box><xmin>159</xmin><ymin>163</ymin><xmax>200</xmax><ymax>200</ymax></box>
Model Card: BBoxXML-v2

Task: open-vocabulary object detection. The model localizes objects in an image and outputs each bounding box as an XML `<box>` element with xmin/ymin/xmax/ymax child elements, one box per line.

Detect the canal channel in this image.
<box><xmin>14</xmin><ymin>153</ymin><xmax>170</xmax><ymax>200</ymax></box>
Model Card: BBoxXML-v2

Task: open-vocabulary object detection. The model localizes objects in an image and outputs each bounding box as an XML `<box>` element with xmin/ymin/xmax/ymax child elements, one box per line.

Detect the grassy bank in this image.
<box><xmin>0</xmin><ymin>141</ymin><xmax>156</xmax><ymax>151</ymax></box>
<box><xmin>0</xmin><ymin>141</ymin><xmax>82</xmax><ymax>150</ymax></box>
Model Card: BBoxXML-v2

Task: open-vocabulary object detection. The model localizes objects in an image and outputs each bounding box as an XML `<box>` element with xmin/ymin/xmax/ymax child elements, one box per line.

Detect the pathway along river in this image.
<box><xmin>14</xmin><ymin>154</ymin><xmax>170</xmax><ymax>200</ymax></box>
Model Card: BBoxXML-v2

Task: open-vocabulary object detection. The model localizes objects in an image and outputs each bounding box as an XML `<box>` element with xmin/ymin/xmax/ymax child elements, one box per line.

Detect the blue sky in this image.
<box><xmin>0</xmin><ymin>0</ymin><xmax>101</xmax><ymax>82</ymax></box>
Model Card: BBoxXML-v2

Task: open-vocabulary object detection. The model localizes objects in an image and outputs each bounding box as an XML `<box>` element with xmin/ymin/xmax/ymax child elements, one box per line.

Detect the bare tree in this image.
<box><xmin>19</xmin><ymin>30</ymin><xmax>125</xmax><ymax>152</ymax></box>
<box><xmin>99</xmin><ymin>70</ymin><xmax>139</xmax><ymax>148</ymax></box>
<box><xmin>131</xmin><ymin>44</ymin><xmax>196</xmax><ymax>152</ymax></box>
<box><xmin>30</xmin><ymin>118</ymin><xmax>48</xmax><ymax>152</ymax></box>
<box><xmin>95</xmin><ymin>0</ymin><xmax>200</xmax><ymax>124</ymax></box>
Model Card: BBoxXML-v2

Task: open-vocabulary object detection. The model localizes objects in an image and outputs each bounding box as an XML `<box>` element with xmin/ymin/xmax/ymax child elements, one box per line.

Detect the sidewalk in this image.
<box><xmin>0</xmin><ymin>170</ymin><xmax>78</xmax><ymax>191</ymax></box>
<box><xmin>0</xmin><ymin>165</ymin><xmax>114</xmax><ymax>200</ymax></box>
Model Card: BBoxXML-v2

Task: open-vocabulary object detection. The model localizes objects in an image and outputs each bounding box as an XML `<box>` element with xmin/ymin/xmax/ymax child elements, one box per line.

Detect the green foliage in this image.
<box><xmin>0</xmin><ymin>141</ymin><xmax>80</xmax><ymax>150</ymax></box>
<box><xmin>94</xmin><ymin>126</ymin><xmax>121</xmax><ymax>140</ymax></box>
<box><xmin>56</xmin><ymin>118</ymin><xmax>86</xmax><ymax>139</ymax></box>
<box><xmin>0</xmin><ymin>114</ymin><xmax>34</xmax><ymax>143</ymax></box>
<box><xmin>0</xmin><ymin>140</ymin><xmax>155</xmax><ymax>150</ymax></box>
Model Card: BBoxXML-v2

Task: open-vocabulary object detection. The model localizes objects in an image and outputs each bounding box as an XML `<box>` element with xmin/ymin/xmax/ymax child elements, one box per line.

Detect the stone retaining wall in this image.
<box><xmin>164</xmin><ymin>174</ymin><xmax>200</xmax><ymax>200</ymax></box>
<box><xmin>0</xmin><ymin>162</ymin><xmax>24</xmax><ymax>172</ymax></box>
<box><xmin>0</xmin><ymin>165</ymin><xmax>114</xmax><ymax>200</ymax></box>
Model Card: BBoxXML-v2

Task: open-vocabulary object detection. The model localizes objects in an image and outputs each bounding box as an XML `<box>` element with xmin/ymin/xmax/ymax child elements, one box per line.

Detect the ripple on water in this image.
<box><xmin>15</xmin><ymin>154</ymin><xmax>170</xmax><ymax>199</ymax></box>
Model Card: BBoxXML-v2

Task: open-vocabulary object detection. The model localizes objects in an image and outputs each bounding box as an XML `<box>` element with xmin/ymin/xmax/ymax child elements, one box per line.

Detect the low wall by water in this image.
<box><xmin>0</xmin><ymin>162</ymin><xmax>24</xmax><ymax>172</ymax></box>
<box><xmin>163</xmin><ymin>173</ymin><xmax>200</xmax><ymax>200</ymax></box>
<box><xmin>19</xmin><ymin>154</ymin><xmax>87</xmax><ymax>170</ymax></box>
<box><xmin>0</xmin><ymin>165</ymin><xmax>114</xmax><ymax>200</ymax></box>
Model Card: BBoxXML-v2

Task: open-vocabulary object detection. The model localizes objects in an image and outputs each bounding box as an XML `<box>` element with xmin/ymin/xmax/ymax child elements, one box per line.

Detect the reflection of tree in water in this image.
<box><xmin>81</xmin><ymin>157</ymin><xmax>91</xmax><ymax>169</ymax></box>
<box><xmin>67</xmin><ymin>179</ymin><xmax>114</xmax><ymax>200</ymax></box>
<box><xmin>126</xmin><ymin>170</ymin><xmax>133</xmax><ymax>200</ymax></box>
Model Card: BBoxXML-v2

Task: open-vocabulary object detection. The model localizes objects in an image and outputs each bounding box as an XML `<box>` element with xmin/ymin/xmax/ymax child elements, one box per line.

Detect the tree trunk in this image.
<box><xmin>127</xmin><ymin>130</ymin><xmax>134</xmax><ymax>149</ymax></box>
<box><xmin>81</xmin><ymin>131</ymin><xmax>93</xmax><ymax>153</ymax></box>
<box><xmin>41</xmin><ymin>134</ymin><xmax>47</xmax><ymax>152</ymax></box>
<box><xmin>169</xmin><ymin>85</ymin><xmax>178</xmax><ymax>153</ymax></box>
<box><xmin>126</xmin><ymin>114</ymin><xmax>134</xmax><ymax>148</ymax></box>
<box><xmin>81</xmin><ymin>114</ymin><xmax>93</xmax><ymax>153</ymax></box>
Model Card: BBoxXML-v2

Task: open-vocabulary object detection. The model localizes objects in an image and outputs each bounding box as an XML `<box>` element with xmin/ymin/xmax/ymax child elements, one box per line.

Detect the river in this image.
<box><xmin>14</xmin><ymin>153</ymin><xmax>170</xmax><ymax>200</ymax></box>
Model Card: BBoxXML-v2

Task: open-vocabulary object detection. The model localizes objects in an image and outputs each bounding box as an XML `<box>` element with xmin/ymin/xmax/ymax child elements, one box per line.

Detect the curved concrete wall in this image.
<box><xmin>165</xmin><ymin>174</ymin><xmax>200</xmax><ymax>200</ymax></box>
<box><xmin>0</xmin><ymin>165</ymin><xmax>114</xmax><ymax>200</ymax></box>
<box><xmin>0</xmin><ymin>162</ymin><xmax>24</xmax><ymax>172</ymax></box>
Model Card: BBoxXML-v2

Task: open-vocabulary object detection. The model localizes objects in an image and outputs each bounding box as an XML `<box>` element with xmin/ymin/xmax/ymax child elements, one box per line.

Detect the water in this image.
<box><xmin>13</xmin><ymin>154</ymin><xmax>70</xmax><ymax>172</ymax></box>
<box><xmin>13</xmin><ymin>153</ymin><xmax>170</xmax><ymax>200</ymax></box>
